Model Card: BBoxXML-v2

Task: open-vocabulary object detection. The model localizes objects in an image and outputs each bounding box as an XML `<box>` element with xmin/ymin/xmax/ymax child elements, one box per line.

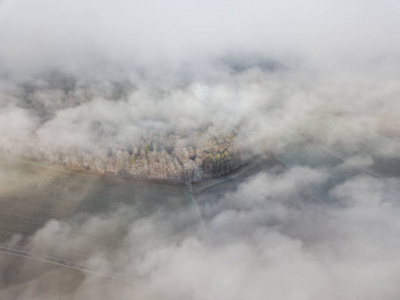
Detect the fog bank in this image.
<box><xmin>1</xmin><ymin>0</ymin><xmax>400</xmax><ymax>299</ymax></box>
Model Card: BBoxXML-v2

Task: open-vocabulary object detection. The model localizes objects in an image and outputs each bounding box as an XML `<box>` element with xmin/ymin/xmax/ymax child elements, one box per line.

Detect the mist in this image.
<box><xmin>1</xmin><ymin>0</ymin><xmax>400</xmax><ymax>299</ymax></box>
<box><xmin>2</xmin><ymin>164</ymin><xmax>400</xmax><ymax>299</ymax></box>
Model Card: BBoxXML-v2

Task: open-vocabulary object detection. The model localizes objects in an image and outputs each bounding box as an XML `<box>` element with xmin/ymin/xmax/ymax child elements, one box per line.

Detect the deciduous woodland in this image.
<box><xmin>0</xmin><ymin>76</ymin><xmax>249</xmax><ymax>183</ymax></box>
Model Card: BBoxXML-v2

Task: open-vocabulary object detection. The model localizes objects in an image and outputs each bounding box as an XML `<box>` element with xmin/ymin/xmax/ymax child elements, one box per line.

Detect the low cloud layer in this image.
<box><xmin>1</xmin><ymin>0</ymin><xmax>400</xmax><ymax>299</ymax></box>
<box><xmin>1</xmin><ymin>0</ymin><xmax>400</xmax><ymax>76</ymax></box>
<box><xmin>2</xmin><ymin>163</ymin><xmax>400</xmax><ymax>299</ymax></box>
<box><xmin>1</xmin><ymin>0</ymin><xmax>400</xmax><ymax>173</ymax></box>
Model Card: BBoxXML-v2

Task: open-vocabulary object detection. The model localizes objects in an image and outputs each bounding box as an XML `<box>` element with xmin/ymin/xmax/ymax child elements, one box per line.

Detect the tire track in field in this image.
<box><xmin>0</xmin><ymin>245</ymin><xmax>147</xmax><ymax>285</ymax></box>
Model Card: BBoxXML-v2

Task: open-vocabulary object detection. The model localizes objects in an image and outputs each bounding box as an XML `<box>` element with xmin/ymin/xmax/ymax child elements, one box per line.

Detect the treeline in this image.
<box><xmin>0</xmin><ymin>75</ymin><xmax>246</xmax><ymax>183</ymax></box>
<box><xmin>20</xmin><ymin>131</ymin><xmax>243</xmax><ymax>183</ymax></box>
